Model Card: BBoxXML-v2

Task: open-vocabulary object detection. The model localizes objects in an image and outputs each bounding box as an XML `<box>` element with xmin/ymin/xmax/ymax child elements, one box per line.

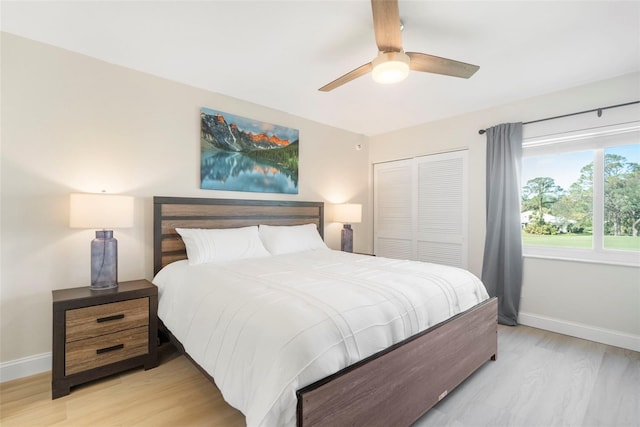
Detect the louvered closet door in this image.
<box><xmin>416</xmin><ymin>151</ymin><xmax>468</xmax><ymax>268</ymax></box>
<box><xmin>373</xmin><ymin>151</ymin><xmax>468</xmax><ymax>268</ymax></box>
<box><xmin>373</xmin><ymin>159</ymin><xmax>415</xmax><ymax>259</ymax></box>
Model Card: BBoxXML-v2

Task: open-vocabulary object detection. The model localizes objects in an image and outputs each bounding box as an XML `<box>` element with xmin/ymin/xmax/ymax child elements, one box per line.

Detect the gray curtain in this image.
<box><xmin>481</xmin><ymin>122</ymin><xmax>523</xmax><ymax>326</ymax></box>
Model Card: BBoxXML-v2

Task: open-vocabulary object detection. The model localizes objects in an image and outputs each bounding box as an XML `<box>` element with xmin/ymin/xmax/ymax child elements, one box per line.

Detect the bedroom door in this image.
<box><xmin>373</xmin><ymin>150</ymin><xmax>468</xmax><ymax>268</ymax></box>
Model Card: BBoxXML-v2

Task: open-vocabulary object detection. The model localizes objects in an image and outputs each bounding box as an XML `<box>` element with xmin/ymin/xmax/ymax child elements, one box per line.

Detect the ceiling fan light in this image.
<box><xmin>372</xmin><ymin>52</ymin><xmax>410</xmax><ymax>84</ymax></box>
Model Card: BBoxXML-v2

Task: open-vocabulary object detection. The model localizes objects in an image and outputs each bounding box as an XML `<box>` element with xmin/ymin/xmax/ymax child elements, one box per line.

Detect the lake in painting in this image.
<box><xmin>200</xmin><ymin>108</ymin><xmax>299</xmax><ymax>194</ymax></box>
<box><xmin>201</xmin><ymin>149</ymin><xmax>298</xmax><ymax>194</ymax></box>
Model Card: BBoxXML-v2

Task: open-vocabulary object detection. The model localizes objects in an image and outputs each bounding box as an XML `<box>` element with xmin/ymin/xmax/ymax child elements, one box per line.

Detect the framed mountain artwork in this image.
<box><xmin>200</xmin><ymin>107</ymin><xmax>299</xmax><ymax>194</ymax></box>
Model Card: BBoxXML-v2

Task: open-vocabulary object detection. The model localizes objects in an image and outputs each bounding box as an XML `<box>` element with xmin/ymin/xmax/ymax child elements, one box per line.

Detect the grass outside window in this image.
<box><xmin>522</xmin><ymin>232</ymin><xmax>640</xmax><ymax>251</ymax></box>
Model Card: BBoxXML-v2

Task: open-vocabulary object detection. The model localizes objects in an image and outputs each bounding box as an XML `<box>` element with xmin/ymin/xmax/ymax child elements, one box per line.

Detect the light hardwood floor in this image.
<box><xmin>1</xmin><ymin>325</ymin><xmax>638</xmax><ymax>426</ymax></box>
<box><xmin>415</xmin><ymin>325</ymin><xmax>639</xmax><ymax>427</ymax></box>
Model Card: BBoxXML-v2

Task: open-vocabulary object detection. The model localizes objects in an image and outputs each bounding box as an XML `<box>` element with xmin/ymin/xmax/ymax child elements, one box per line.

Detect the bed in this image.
<box><xmin>153</xmin><ymin>196</ymin><xmax>497</xmax><ymax>427</ymax></box>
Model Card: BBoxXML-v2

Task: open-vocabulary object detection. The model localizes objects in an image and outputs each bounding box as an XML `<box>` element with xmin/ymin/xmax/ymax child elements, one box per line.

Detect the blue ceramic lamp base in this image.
<box><xmin>91</xmin><ymin>230</ymin><xmax>118</xmax><ymax>290</ymax></box>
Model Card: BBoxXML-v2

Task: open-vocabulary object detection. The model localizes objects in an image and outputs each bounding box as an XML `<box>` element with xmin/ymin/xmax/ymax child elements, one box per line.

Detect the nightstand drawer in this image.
<box><xmin>66</xmin><ymin>297</ymin><xmax>149</xmax><ymax>342</ymax></box>
<box><xmin>65</xmin><ymin>326</ymin><xmax>149</xmax><ymax>375</ymax></box>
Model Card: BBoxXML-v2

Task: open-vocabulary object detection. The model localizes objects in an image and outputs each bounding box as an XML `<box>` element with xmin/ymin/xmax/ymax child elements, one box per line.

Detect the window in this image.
<box><xmin>521</xmin><ymin>122</ymin><xmax>640</xmax><ymax>265</ymax></box>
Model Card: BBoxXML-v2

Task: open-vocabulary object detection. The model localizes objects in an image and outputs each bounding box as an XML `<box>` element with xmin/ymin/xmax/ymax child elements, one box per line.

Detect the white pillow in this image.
<box><xmin>259</xmin><ymin>223</ymin><xmax>328</xmax><ymax>255</ymax></box>
<box><xmin>175</xmin><ymin>226</ymin><xmax>270</xmax><ymax>265</ymax></box>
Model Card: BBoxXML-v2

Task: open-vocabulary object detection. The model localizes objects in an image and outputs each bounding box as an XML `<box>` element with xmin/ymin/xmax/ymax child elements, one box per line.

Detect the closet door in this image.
<box><xmin>415</xmin><ymin>151</ymin><xmax>468</xmax><ymax>268</ymax></box>
<box><xmin>373</xmin><ymin>159</ymin><xmax>415</xmax><ymax>260</ymax></box>
<box><xmin>373</xmin><ymin>151</ymin><xmax>468</xmax><ymax>268</ymax></box>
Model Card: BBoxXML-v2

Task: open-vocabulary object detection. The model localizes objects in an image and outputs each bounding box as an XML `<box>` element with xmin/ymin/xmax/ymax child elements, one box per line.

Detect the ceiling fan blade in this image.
<box><xmin>318</xmin><ymin>62</ymin><xmax>373</xmax><ymax>92</ymax></box>
<box><xmin>371</xmin><ymin>0</ymin><xmax>403</xmax><ymax>52</ymax></box>
<box><xmin>407</xmin><ymin>52</ymin><xmax>479</xmax><ymax>79</ymax></box>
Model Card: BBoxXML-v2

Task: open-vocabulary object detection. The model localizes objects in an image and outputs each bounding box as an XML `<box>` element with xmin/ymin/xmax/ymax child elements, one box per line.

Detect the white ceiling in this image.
<box><xmin>2</xmin><ymin>1</ymin><xmax>639</xmax><ymax>136</ymax></box>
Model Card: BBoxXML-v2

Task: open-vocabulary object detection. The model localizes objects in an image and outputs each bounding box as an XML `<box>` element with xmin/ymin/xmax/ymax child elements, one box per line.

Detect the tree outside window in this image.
<box><xmin>604</xmin><ymin>146</ymin><xmax>640</xmax><ymax>249</ymax></box>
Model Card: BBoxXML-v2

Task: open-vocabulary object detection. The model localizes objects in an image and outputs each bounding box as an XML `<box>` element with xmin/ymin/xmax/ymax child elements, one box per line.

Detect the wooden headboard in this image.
<box><xmin>153</xmin><ymin>196</ymin><xmax>324</xmax><ymax>274</ymax></box>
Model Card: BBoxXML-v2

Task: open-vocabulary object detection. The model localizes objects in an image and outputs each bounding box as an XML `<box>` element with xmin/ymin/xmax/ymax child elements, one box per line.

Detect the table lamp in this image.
<box><xmin>69</xmin><ymin>193</ymin><xmax>134</xmax><ymax>290</ymax></box>
<box><xmin>333</xmin><ymin>203</ymin><xmax>362</xmax><ymax>253</ymax></box>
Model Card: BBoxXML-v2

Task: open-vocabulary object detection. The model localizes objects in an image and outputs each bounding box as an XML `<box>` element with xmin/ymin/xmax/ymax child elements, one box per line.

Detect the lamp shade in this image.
<box><xmin>333</xmin><ymin>203</ymin><xmax>362</xmax><ymax>224</ymax></box>
<box><xmin>69</xmin><ymin>193</ymin><xmax>134</xmax><ymax>229</ymax></box>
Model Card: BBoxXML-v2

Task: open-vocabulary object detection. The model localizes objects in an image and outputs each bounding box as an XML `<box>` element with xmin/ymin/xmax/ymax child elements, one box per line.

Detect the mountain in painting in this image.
<box><xmin>201</xmin><ymin>113</ymin><xmax>292</xmax><ymax>152</ymax></box>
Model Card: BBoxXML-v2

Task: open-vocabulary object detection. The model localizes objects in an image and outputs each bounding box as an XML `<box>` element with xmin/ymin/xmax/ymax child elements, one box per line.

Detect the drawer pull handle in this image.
<box><xmin>97</xmin><ymin>314</ymin><xmax>125</xmax><ymax>323</ymax></box>
<box><xmin>96</xmin><ymin>344</ymin><xmax>124</xmax><ymax>354</ymax></box>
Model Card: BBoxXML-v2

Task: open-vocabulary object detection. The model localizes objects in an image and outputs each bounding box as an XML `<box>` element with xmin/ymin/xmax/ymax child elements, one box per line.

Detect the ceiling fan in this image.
<box><xmin>318</xmin><ymin>0</ymin><xmax>479</xmax><ymax>92</ymax></box>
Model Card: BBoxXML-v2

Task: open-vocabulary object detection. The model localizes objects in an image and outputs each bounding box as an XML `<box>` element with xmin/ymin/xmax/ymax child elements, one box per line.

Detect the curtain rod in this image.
<box><xmin>477</xmin><ymin>100</ymin><xmax>640</xmax><ymax>135</ymax></box>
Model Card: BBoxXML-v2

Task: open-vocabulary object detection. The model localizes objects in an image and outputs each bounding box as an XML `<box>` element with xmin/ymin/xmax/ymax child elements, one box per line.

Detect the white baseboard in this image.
<box><xmin>0</xmin><ymin>352</ymin><xmax>51</xmax><ymax>383</ymax></box>
<box><xmin>518</xmin><ymin>312</ymin><xmax>640</xmax><ymax>352</ymax></box>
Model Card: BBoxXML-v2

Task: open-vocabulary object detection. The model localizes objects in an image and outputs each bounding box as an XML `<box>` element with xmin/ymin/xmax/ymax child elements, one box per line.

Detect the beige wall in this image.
<box><xmin>369</xmin><ymin>72</ymin><xmax>640</xmax><ymax>344</ymax></box>
<box><xmin>0</xmin><ymin>33</ymin><xmax>370</xmax><ymax>363</ymax></box>
<box><xmin>1</xmin><ymin>32</ymin><xmax>638</xmax><ymax>367</ymax></box>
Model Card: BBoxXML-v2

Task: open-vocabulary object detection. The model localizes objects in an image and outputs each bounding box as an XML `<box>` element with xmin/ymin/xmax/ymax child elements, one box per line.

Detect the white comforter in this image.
<box><xmin>153</xmin><ymin>249</ymin><xmax>489</xmax><ymax>427</ymax></box>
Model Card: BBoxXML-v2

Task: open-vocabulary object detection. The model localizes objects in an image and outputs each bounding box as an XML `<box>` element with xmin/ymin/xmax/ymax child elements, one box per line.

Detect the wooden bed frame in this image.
<box><xmin>153</xmin><ymin>196</ymin><xmax>497</xmax><ymax>427</ymax></box>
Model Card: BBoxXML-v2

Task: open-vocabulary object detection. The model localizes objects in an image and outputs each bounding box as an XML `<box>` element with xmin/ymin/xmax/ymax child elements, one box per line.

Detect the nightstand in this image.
<box><xmin>52</xmin><ymin>279</ymin><xmax>158</xmax><ymax>399</ymax></box>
